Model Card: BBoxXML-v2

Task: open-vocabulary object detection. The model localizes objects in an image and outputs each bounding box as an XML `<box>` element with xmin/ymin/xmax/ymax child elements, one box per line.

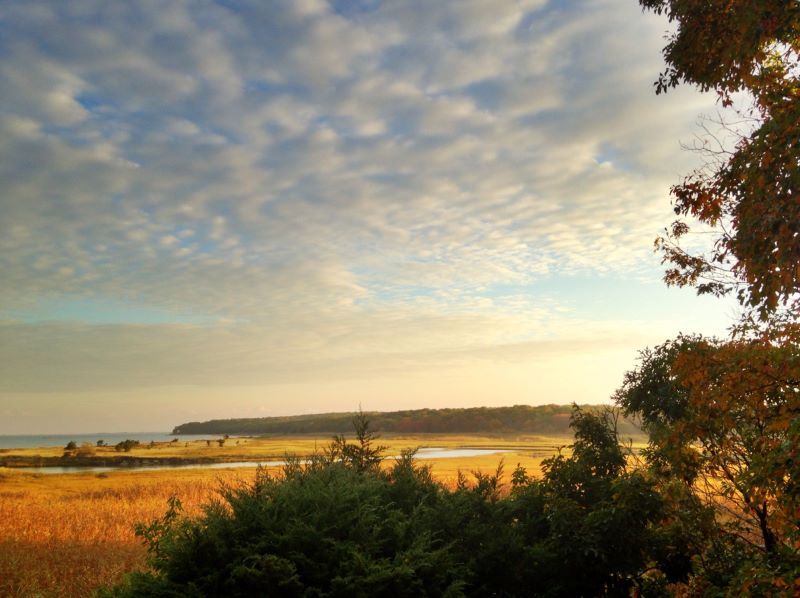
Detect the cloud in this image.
<box><xmin>0</xmin><ymin>310</ymin><xmax>676</xmax><ymax>393</ymax></box>
<box><xmin>0</xmin><ymin>0</ymin><xmax>732</xmax><ymax>420</ymax></box>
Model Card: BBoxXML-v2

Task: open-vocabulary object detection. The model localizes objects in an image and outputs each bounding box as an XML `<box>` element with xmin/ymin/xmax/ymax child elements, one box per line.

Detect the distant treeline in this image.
<box><xmin>172</xmin><ymin>404</ymin><xmax>641</xmax><ymax>436</ymax></box>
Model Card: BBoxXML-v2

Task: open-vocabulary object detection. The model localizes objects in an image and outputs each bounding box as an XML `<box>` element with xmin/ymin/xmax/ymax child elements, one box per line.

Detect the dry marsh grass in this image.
<box><xmin>0</xmin><ymin>468</ymin><xmax>250</xmax><ymax>597</ymax></box>
<box><xmin>0</xmin><ymin>436</ymin><xmax>568</xmax><ymax>597</ymax></box>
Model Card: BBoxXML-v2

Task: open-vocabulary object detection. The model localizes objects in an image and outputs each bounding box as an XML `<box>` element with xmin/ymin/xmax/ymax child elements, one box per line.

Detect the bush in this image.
<box><xmin>75</xmin><ymin>443</ymin><xmax>96</xmax><ymax>457</ymax></box>
<box><xmin>114</xmin><ymin>439</ymin><xmax>140</xmax><ymax>453</ymax></box>
<box><xmin>103</xmin><ymin>410</ymin><xmax>690</xmax><ymax>597</ymax></box>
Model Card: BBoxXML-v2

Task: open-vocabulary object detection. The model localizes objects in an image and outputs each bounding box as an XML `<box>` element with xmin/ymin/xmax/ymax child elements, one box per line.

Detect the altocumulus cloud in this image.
<box><xmin>0</xmin><ymin>0</ymin><xmax>732</xmax><ymax>429</ymax></box>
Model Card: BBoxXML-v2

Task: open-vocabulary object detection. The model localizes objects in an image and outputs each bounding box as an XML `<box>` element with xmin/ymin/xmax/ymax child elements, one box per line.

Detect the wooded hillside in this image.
<box><xmin>172</xmin><ymin>404</ymin><xmax>641</xmax><ymax>436</ymax></box>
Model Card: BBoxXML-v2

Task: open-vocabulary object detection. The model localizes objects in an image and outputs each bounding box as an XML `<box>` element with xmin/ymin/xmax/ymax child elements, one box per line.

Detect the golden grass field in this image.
<box><xmin>0</xmin><ymin>432</ymin><xmax>572</xmax><ymax>461</ymax></box>
<box><xmin>0</xmin><ymin>434</ymin><xmax>586</xmax><ymax>597</ymax></box>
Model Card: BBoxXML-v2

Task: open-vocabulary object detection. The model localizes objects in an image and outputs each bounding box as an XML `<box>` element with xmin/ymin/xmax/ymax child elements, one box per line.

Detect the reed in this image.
<box><xmin>0</xmin><ymin>469</ymin><xmax>245</xmax><ymax>597</ymax></box>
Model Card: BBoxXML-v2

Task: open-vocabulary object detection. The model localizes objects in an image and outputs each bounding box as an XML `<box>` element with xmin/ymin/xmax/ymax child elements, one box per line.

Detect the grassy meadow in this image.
<box><xmin>0</xmin><ymin>433</ymin><xmax>594</xmax><ymax>597</ymax></box>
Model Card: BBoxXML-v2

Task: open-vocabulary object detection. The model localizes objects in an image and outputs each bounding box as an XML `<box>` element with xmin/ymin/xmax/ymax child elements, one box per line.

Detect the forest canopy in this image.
<box><xmin>172</xmin><ymin>404</ymin><xmax>642</xmax><ymax>437</ymax></box>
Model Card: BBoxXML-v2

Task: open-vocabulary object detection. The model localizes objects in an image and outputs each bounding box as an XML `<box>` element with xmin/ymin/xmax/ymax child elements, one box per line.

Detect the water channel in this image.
<box><xmin>11</xmin><ymin>447</ymin><xmax>515</xmax><ymax>475</ymax></box>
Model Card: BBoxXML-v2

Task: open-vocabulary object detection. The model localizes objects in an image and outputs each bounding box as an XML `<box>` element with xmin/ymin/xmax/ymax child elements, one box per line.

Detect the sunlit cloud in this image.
<box><xmin>0</xmin><ymin>0</ymin><xmax>733</xmax><ymax>432</ymax></box>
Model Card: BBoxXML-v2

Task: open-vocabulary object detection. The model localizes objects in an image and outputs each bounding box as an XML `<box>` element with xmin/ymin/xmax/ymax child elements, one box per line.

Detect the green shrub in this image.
<box><xmin>114</xmin><ymin>439</ymin><xmax>140</xmax><ymax>453</ymax></box>
<box><xmin>102</xmin><ymin>409</ymin><xmax>689</xmax><ymax>597</ymax></box>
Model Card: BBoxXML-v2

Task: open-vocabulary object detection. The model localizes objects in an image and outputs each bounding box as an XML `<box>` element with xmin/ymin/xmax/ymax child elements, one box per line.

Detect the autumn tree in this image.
<box><xmin>642</xmin><ymin>0</ymin><xmax>800</xmax><ymax>319</ymax></box>
<box><xmin>617</xmin><ymin>335</ymin><xmax>800</xmax><ymax>542</ymax></box>
<box><xmin>618</xmin><ymin>3</ymin><xmax>800</xmax><ymax>592</ymax></box>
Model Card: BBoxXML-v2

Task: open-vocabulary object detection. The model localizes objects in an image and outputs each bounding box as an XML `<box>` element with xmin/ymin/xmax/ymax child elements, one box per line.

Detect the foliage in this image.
<box><xmin>326</xmin><ymin>410</ymin><xmax>388</xmax><ymax>473</ymax></box>
<box><xmin>531</xmin><ymin>407</ymin><xmax>678</xmax><ymax>597</ymax></box>
<box><xmin>632</xmin><ymin>5</ymin><xmax>800</xmax><ymax>590</ymax></box>
<box><xmin>614</xmin><ymin>336</ymin><xmax>700</xmax><ymax>484</ymax></box>
<box><xmin>617</xmin><ymin>333</ymin><xmax>800</xmax><ymax>593</ymax></box>
<box><xmin>642</xmin><ymin>0</ymin><xmax>800</xmax><ymax>318</ymax></box>
<box><xmin>172</xmin><ymin>404</ymin><xmax>642</xmax><ymax>437</ymax></box>
<box><xmin>104</xmin><ymin>411</ymin><xmax>684</xmax><ymax>597</ymax></box>
<box><xmin>115</xmin><ymin>440</ymin><xmax>141</xmax><ymax>453</ymax></box>
<box><xmin>133</xmin><ymin>495</ymin><xmax>185</xmax><ymax>571</ymax></box>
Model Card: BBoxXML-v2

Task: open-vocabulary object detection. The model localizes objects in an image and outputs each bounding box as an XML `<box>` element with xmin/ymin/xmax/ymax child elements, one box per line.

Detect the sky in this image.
<box><xmin>0</xmin><ymin>0</ymin><xmax>740</xmax><ymax>434</ymax></box>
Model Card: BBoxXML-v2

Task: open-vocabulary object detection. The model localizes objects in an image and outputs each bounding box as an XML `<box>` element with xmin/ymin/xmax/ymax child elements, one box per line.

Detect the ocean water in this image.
<box><xmin>0</xmin><ymin>432</ymin><xmax>223</xmax><ymax>450</ymax></box>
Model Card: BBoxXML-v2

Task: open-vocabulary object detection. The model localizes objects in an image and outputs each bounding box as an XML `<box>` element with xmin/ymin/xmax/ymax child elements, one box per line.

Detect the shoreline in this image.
<box><xmin>0</xmin><ymin>454</ymin><xmax>278</xmax><ymax>469</ymax></box>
